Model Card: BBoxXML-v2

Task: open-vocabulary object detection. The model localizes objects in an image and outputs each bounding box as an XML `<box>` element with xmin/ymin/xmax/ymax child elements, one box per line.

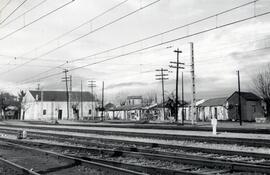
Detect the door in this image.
<box><xmin>58</xmin><ymin>110</ymin><xmax>62</xmax><ymax>120</ymax></box>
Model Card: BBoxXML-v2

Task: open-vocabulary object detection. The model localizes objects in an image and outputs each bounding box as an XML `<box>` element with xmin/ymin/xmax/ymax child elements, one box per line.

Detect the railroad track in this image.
<box><xmin>0</xmin><ymin>137</ymin><xmax>269</xmax><ymax>174</ymax></box>
<box><xmin>0</xmin><ymin>125</ymin><xmax>269</xmax><ymax>147</ymax></box>
<box><xmin>0</xmin><ymin>156</ymin><xmax>39</xmax><ymax>175</ymax></box>
<box><xmin>0</xmin><ymin>140</ymin><xmax>146</xmax><ymax>175</ymax></box>
<box><xmin>1</xmin><ymin>127</ymin><xmax>270</xmax><ymax>160</ymax></box>
<box><xmin>22</xmin><ymin>121</ymin><xmax>270</xmax><ymax>134</ymax></box>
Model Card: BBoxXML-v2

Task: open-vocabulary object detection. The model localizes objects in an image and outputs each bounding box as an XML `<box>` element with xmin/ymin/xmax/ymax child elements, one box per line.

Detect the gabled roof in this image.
<box><xmin>227</xmin><ymin>91</ymin><xmax>261</xmax><ymax>102</ymax></box>
<box><xmin>127</xmin><ymin>96</ymin><xmax>142</xmax><ymax>99</ymax></box>
<box><xmin>198</xmin><ymin>97</ymin><xmax>227</xmax><ymax>107</ymax></box>
<box><xmin>104</xmin><ymin>103</ymin><xmax>116</xmax><ymax>110</ymax></box>
<box><xmin>112</xmin><ymin>104</ymin><xmax>143</xmax><ymax>111</ymax></box>
<box><xmin>29</xmin><ymin>90</ymin><xmax>95</xmax><ymax>102</ymax></box>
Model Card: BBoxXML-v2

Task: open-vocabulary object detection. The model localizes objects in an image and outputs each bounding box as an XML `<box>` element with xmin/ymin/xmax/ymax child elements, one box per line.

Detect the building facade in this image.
<box><xmin>227</xmin><ymin>92</ymin><xmax>264</xmax><ymax>121</ymax></box>
<box><xmin>197</xmin><ymin>97</ymin><xmax>228</xmax><ymax>121</ymax></box>
<box><xmin>21</xmin><ymin>90</ymin><xmax>97</xmax><ymax>120</ymax></box>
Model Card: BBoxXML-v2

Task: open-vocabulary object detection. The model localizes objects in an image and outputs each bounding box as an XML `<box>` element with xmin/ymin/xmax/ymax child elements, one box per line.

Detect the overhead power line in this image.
<box><xmin>9</xmin><ymin>0</ymin><xmax>160</xmax><ymax>80</ymax></box>
<box><xmin>0</xmin><ymin>0</ymin><xmax>48</xmax><ymax>28</ymax></box>
<box><xmin>0</xmin><ymin>0</ymin><xmax>12</xmax><ymax>13</ymax></box>
<box><xmin>18</xmin><ymin>7</ymin><xmax>270</xmax><ymax>85</ymax></box>
<box><xmin>0</xmin><ymin>0</ymin><xmax>75</xmax><ymax>41</ymax></box>
<box><xmin>16</xmin><ymin>0</ymin><xmax>128</xmax><ymax>59</ymax></box>
<box><xmin>16</xmin><ymin>0</ymin><xmax>268</xmax><ymax>84</ymax></box>
<box><xmin>0</xmin><ymin>0</ymin><xmax>28</xmax><ymax>25</ymax></box>
<box><xmin>69</xmin><ymin>0</ymin><xmax>258</xmax><ymax>63</ymax></box>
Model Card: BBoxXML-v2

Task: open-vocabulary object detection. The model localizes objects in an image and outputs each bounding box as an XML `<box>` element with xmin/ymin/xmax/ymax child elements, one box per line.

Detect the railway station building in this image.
<box><xmin>20</xmin><ymin>90</ymin><xmax>97</xmax><ymax>121</ymax></box>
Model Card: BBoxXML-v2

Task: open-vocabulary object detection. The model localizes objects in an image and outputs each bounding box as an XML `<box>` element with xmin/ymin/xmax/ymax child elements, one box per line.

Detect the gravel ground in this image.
<box><xmin>15</xmin><ymin>129</ymin><xmax>270</xmax><ymax>154</ymax></box>
<box><xmin>0</xmin><ymin>162</ymin><xmax>23</xmax><ymax>175</ymax></box>
<box><xmin>2</xmin><ymin>127</ymin><xmax>270</xmax><ymax>154</ymax></box>
<box><xmin>0</xmin><ymin>141</ymin><xmax>107</xmax><ymax>175</ymax></box>
<box><xmin>0</xmin><ymin>133</ymin><xmax>267</xmax><ymax>174</ymax></box>
<box><xmin>1</xmin><ymin>132</ymin><xmax>269</xmax><ymax>163</ymax></box>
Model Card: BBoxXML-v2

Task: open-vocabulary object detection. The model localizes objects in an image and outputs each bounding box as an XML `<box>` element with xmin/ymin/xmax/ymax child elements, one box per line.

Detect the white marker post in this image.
<box><xmin>211</xmin><ymin>117</ymin><xmax>217</xmax><ymax>135</ymax></box>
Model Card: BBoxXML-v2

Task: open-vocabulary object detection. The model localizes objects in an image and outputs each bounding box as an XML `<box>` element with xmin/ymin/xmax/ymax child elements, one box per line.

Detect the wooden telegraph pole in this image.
<box><xmin>170</xmin><ymin>49</ymin><xmax>184</xmax><ymax>123</ymax></box>
<box><xmin>87</xmin><ymin>80</ymin><xmax>96</xmax><ymax>120</ymax></box>
<box><xmin>190</xmin><ymin>42</ymin><xmax>196</xmax><ymax>125</ymax></box>
<box><xmin>80</xmin><ymin>80</ymin><xmax>83</xmax><ymax>119</ymax></box>
<box><xmin>155</xmin><ymin>68</ymin><xmax>169</xmax><ymax>120</ymax></box>
<box><xmin>237</xmin><ymin>70</ymin><xmax>242</xmax><ymax>126</ymax></box>
<box><xmin>101</xmin><ymin>81</ymin><xmax>104</xmax><ymax>121</ymax></box>
<box><xmin>181</xmin><ymin>72</ymin><xmax>185</xmax><ymax>124</ymax></box>
<box><xmin>62</xmin><ymin>69</ymin><xmax>70</xmax><ymax>120</ymax></box>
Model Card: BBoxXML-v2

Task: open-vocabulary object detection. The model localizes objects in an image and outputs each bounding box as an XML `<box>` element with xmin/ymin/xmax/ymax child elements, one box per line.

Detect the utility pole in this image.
<box><xmin>87</xmin><ymin>80</ymin><xmax>96</xmax><ymax>120</ymax></box>
<box><xmin>69</xmin><ymin>75</ymin><xmax>72</xmax><ymax>119</ymax></box>
<box><xmin>169</xmin><ymin>49</ymin><xmax>184</xmax><ymax>123</ymax></box>
<box><xmin>237</xmin><ymin>70</ymin><xmax>242</xmax><ymax>126</ymax></box>
<box><xmin>69</xmin><ymin>75</ymin><xmax>72</xmax><ymax>92</ymax></box>
<box><xmin>155</xmin><ymin>68</ymin><xmax>169</xmax><ymax>121</ymax></box>
<box><xmin>62</xmin><ymin>69</ymin><xmax>70</xmax><ymax>120</ymax></box>
<box><xmin>190</xmin><ymin>42</ymin><xmax>196</xmax><ymax>125</ymax></box>
<box><xmin>181</xmin><ymin>72</ymin><xmax>185</xmax><ymax>124</ymax></box>
<box><xmin>101</xmin><ymin>81</ymin><xmax>104</xmax><ymax>121</ymax></box>
<box><xmin>80</xmin><ymin>80</ymin><xmax>83</xmax><ymax>119</ymax></box>
<box><xmin>40</xmin><ymin>87</ymin><xmax>43</xmax><ymax>119</ymax></box>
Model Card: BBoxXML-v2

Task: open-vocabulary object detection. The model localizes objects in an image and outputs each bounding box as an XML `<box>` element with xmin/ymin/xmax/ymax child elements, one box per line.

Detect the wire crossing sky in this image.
<box><xmin>0</xmin><ymin>0</ymin><xmax>269</xmax><ymax>102</ymax></box>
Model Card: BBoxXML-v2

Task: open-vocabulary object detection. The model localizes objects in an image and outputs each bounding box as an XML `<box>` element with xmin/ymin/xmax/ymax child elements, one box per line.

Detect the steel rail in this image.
<box><xmin>0</xmin><ymin>125</ymin><xmax>269</xmax><ymax>147</ymax></box>
<box><xmin>0</xmin><ymin>157</ymin><xmax>40</xmax><ymax>175</ymax></box>
<box><xmin>1</xmin><ymin>138</ymin><xmax>269</xmax><ymax>174</ymax></box>
<box><xmin>0</xmin><ymin>140</ymin><xmax>147</xmax><ymax>175</ymax></box>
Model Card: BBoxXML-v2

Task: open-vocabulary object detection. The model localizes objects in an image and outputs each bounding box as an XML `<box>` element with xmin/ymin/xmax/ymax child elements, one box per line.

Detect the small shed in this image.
<box><xmin>197</xmin><ymin>97</ymin><xmax>228</xmax><ymax>121</ymax></box>
<box><xmin>227</xmin><ymin>91</ymin><xmax>264</xmax><ymax>121</ymax></box>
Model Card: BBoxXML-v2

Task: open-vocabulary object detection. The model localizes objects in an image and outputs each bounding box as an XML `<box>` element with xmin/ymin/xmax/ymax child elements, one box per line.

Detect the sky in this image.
<box><xmin>0</xmin><ymin>0</ymin><xmax>269</xmax><ymax>104</ymax></box>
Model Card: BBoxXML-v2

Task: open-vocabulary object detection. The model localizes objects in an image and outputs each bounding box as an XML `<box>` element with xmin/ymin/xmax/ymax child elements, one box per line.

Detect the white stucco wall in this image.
<box><xmin>22</xmin><ymin>98</ymin><xmax>97</xmax><ymax>120</ymax></box>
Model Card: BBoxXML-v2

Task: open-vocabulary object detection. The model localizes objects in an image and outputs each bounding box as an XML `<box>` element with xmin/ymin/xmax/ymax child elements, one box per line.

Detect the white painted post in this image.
<box><xmin>211</xmin><ymin>118</ymin><xmax>217</xmax><ymax>135</ymax></box>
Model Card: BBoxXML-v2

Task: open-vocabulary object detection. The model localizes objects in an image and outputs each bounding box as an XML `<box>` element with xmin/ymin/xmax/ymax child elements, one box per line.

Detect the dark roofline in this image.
<box><xmin>227</xmin><ymin>91</ymin><xmax>261</xmax><ymax>102</ymax></box>
<box><xmin>29</xmin><ymin>90</ymin><xmax>96</xmax><ymax>102</ymax></box>
<box><xmin>198</xmin><ymin>97</ymin><xmax>227</xmax><ymax>107</ymax></box>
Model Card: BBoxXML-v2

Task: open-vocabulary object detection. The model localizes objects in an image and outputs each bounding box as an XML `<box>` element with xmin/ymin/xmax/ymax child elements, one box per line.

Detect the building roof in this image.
<box><xmin>127</xmin><ymin>96</ymin><xmax>142</xmax><ymax>99</ymax></box>
<box><xmin>29</xmin><ymin>90</ymin><xmax>95</xmax><ymax>102</ymax></box>
<box><xmin>112</xmin><ymin>104</ymin><xmax>143</xmax><ymax>111</ymax></box>
<box><xmin>104</xmin><ymin>103</ymin><xmax>116</xmax><ymax>110</ymax></box>
<box><xmin>228</xmin><ymin>91</ymin><xmax>261</xmax><ymax>101</ymax></box>
<box><xmin>198</xmin><ymin>97</ymin><xmax>227</xmax><ymax>107</ymax></box>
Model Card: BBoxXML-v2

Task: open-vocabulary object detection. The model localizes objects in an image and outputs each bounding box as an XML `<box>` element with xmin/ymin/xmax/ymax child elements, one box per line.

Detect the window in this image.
<box><xmin>43</xmin><ymin>109</ymin><xmax>46</xmax><ymax>115</ymax></box>
<box><xmin>88</xmin><ymin>109</ymin><xmax>92</xmax><ymax>115</ymax></box>
<box><xmin>252</xmin><ymin>105</ymin><xmax>256</xmax><ymax>113</ymax></box>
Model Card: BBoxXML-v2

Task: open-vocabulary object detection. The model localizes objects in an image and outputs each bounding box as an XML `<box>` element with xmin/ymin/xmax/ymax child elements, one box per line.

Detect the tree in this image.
<box><xmin>143</xmin><ymin>92</ymin><xmax>156</xmax><ymax>105</ymax></box>
<box><xmin>18</xmin><ymin>90</ymin><xmax>26</xmax><ymax>120</ymax></box>
<box><xmin>0</xmin><ymin>91</ymin><xmax>18</xmax><ymax>119</ymax></box>
<box><xmin>114</xmin><ymin>91</ymin><xmax>128</xmax><ymax>106</ymax></box>
<box><xmin>253</xmin><ymin>65</ymin><xmax>270</xmax><ymax>118</ymax></box>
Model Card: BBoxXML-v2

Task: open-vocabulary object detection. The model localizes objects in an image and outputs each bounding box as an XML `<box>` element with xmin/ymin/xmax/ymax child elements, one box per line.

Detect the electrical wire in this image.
<box><xmin>0</xmin><ymin>0</ymin><xmax>12</xmax><ymax>13</ymax></box>
<box><xmin>0</xmin><ymin>0</ymin><xmax>28</xmax><ymax>25</ymax></box>
<box><xmin>17</xmin><ymin>0</ymin><xmax>128</xmax><ymax>58</ymax></box>
<box><xmin>0</xmin><ymin>0</ymin><xmax>48</xmax><ymax>28</ymax></box>
<box><xmin>20</xmin><ymin>31</ymin><xmax>270</xmax><ymax>85</ymax></box>
<box><xmin>16</xmin><ymin>0</ymin><xmax>258</xmax><ymax>83</ymax></box>
<box><xmin>69</xmin><ymin>0</ymin><xmax>258</xmax><ymax>63</ymax></box>
<box><xmin>0</xmin><ymin>0</ymin><xmax>159</xmax><ymax>76</ymax></box>
<box><xmin>15</xmin><ymin>0</ymin><xmax>270</xmax><ymax>84</ymax></box>
<box><xmin>0</xmin><ymin>0</ymin><xmax>75</xmax><ymax>40</ymax></box>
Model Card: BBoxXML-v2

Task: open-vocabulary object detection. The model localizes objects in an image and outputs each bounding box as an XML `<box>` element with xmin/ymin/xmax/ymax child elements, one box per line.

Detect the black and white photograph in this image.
<box><xmin>0</xmin><ymin>0</ymin><xmax>270</xmax><ymax>174</ymax></box>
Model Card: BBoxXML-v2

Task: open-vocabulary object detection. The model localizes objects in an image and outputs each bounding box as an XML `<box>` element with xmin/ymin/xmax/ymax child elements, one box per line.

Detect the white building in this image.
<box><xmin>21</xmin><ymin>90</ymin><xmax>97</xmax><ymax>121</ymax></box>
<box><xmin>126</xmin><ymin>96</ymin><xmax>143</xmax><ymax>105</ymax></box>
